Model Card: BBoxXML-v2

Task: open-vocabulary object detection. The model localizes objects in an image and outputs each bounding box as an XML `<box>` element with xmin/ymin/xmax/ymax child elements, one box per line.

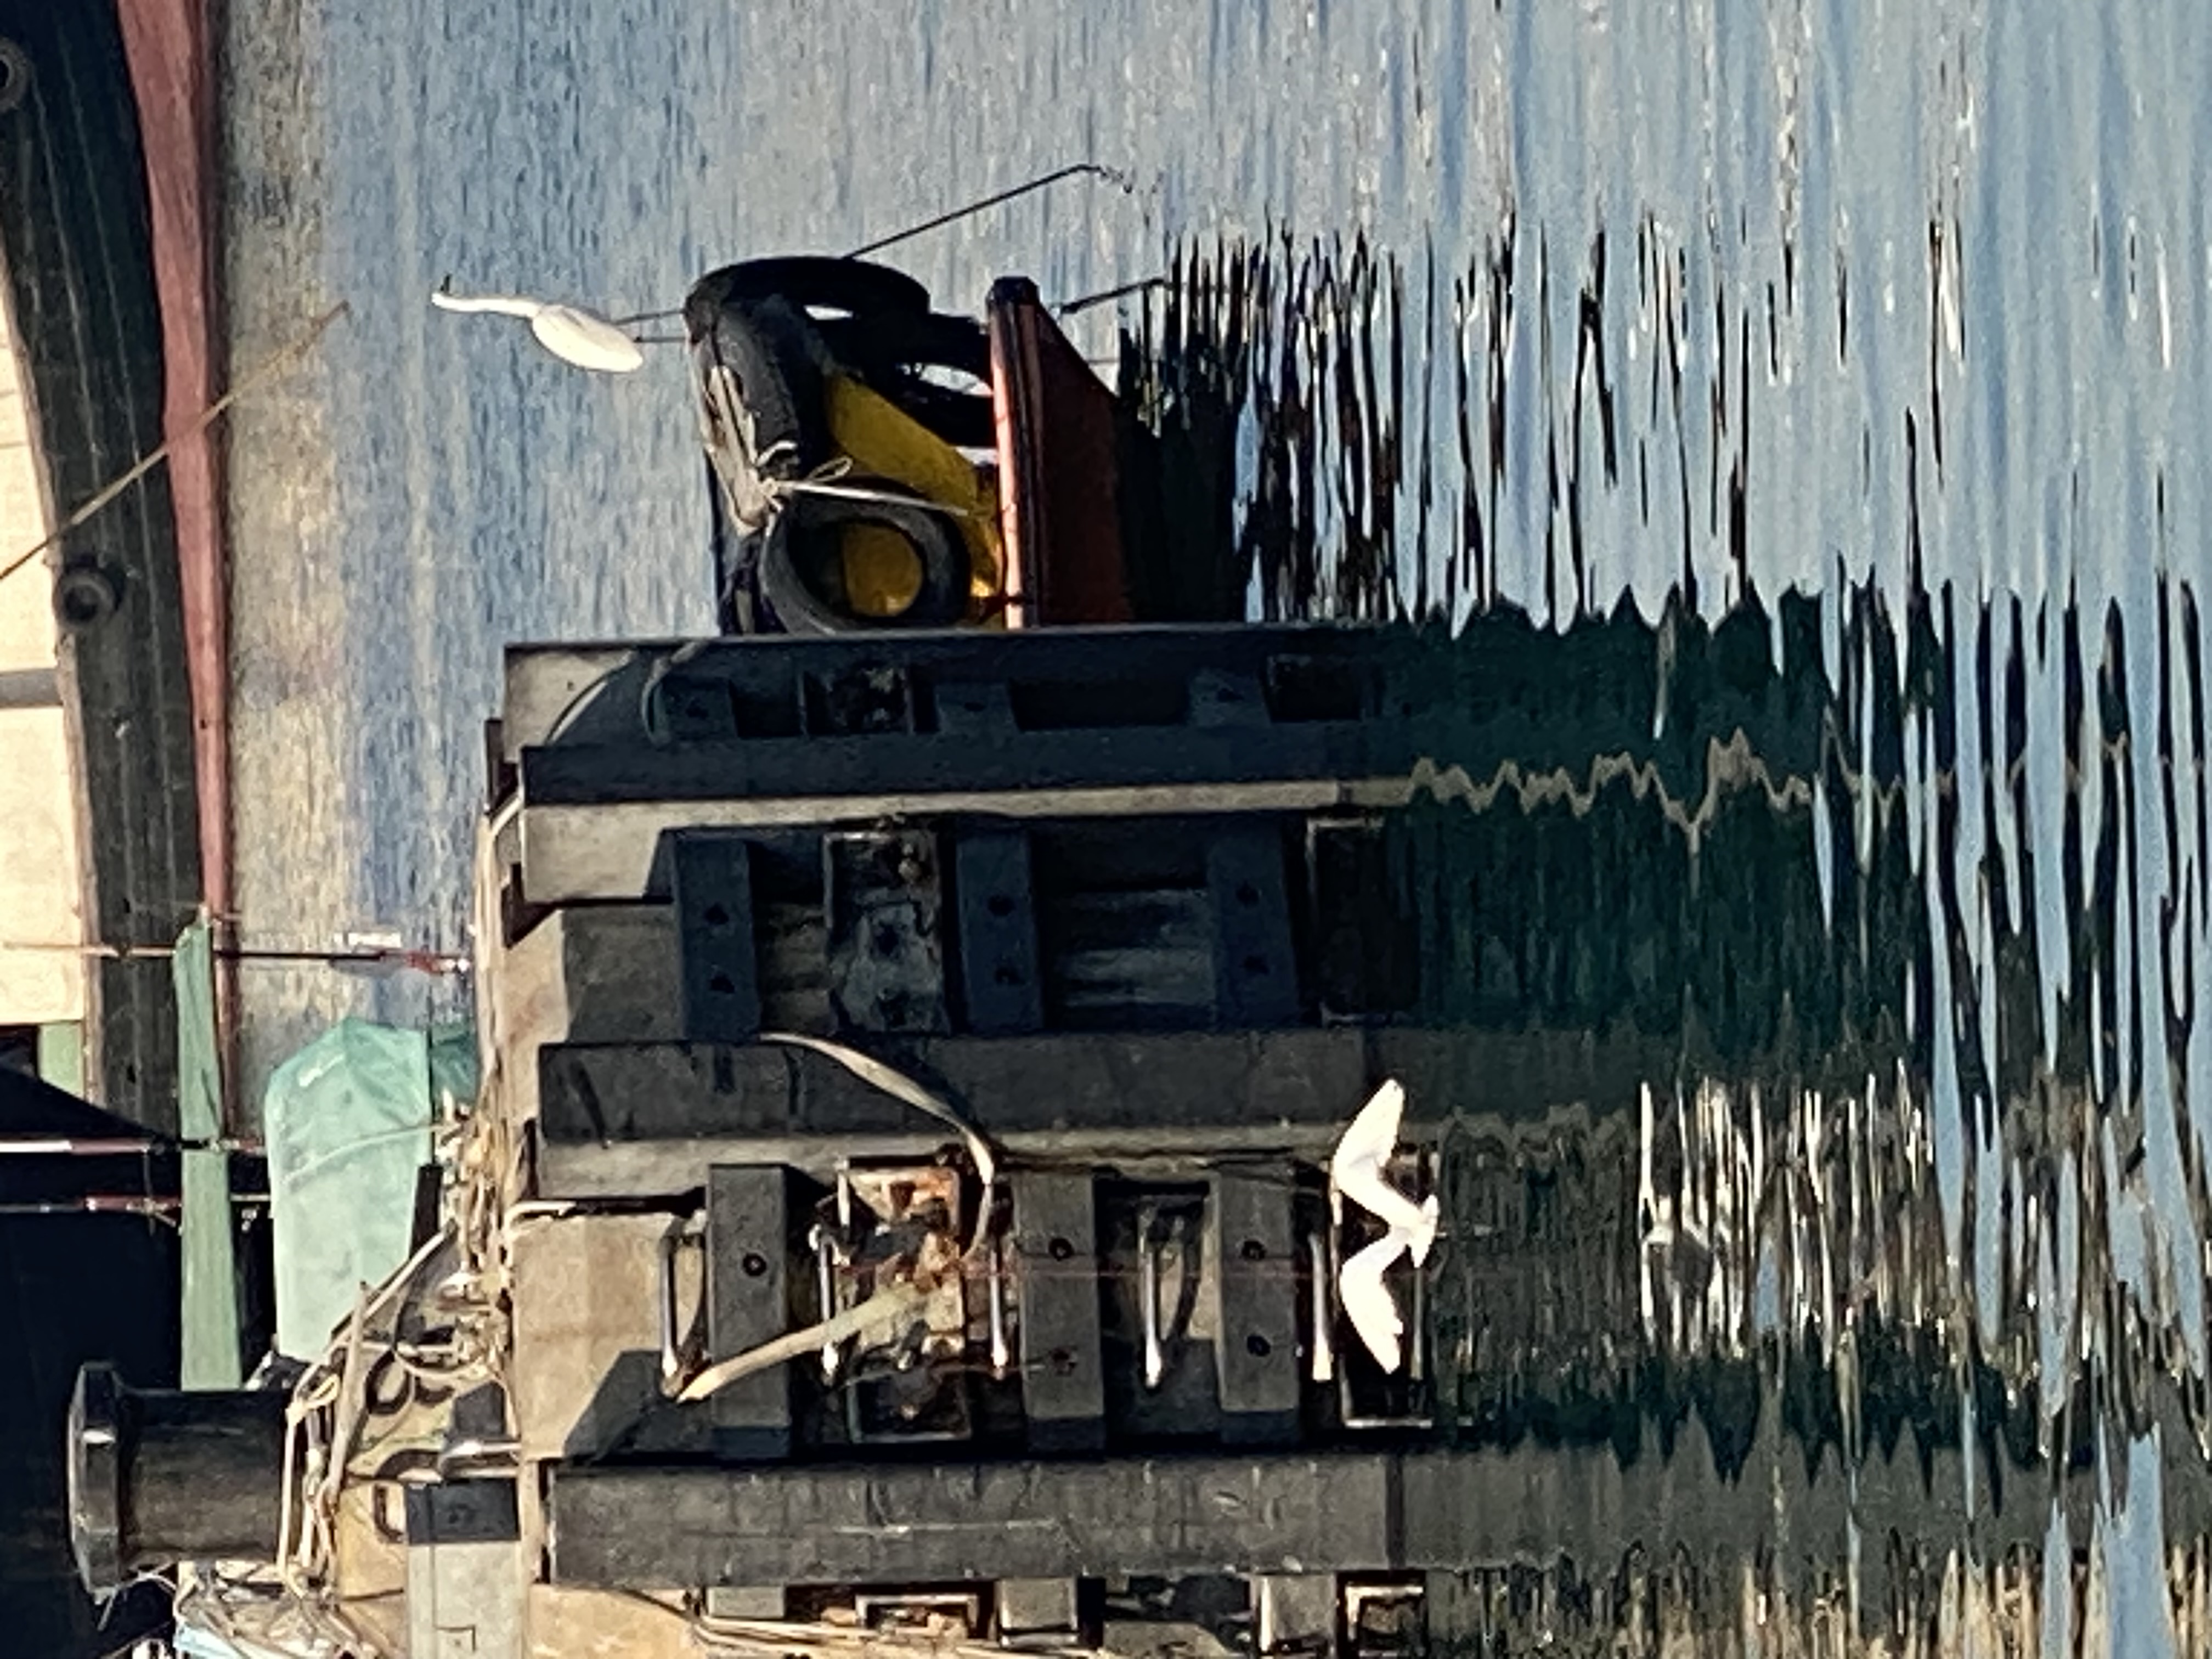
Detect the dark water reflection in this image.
<box><xmin>1120</xmin><ymin>236</ymin><xmax>2211</xmax><ymax>1650</ymax></box>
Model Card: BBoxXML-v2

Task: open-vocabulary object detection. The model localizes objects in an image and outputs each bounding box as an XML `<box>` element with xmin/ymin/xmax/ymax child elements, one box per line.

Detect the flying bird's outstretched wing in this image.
<box><xmin>1330</xmin><ymin>1081</ymin><xmax>1406</xmax><ymax>1189</ymax></box>
<box><xmin>1339</xmin><ymin>1232</ymin><xmax>1410</xmax><ymax>1372</ymax></box>
<box><xmin>1327</xmin><ymin>1077</ymin><xmax>1441</xmax><ymax>1371</ymax></box>
<box><xmin>1328</xmin><ymin>1080</ymin><xmax>1439</xmax><ymax>1263</ymax></box>
<box><xmin>529</xmin><ymin>304</ymin><xmax>646</xmax><ymax>373</ymax></box>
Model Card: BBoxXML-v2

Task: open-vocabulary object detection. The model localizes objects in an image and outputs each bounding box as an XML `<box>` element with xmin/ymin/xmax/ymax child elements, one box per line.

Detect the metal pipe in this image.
<box><xmin>1407</xmin><ymin>1254</ymin><xmax>1427</xmax><ymax>1384</ymax></box>
<box><xmin>814</xmin><ymin>1228</ymin><xmax>844</xmax><ymax>1383</ymax></box>
<box><xmin>657</xmin><ymin>1222</ymin><xmax>695</xmax><ymax>1391</ymax></box>
<box><xmin>1407</xmin><ymin>1155</ymin><xmax>1432</xmax><ymax>1383</ymax></box>
<box><xmin>0</xmin><ymin>1195</ymin><xmax>179</xmax><ymax>1218</ymax></box>
<box><xmin>0</xmin><ymin>665</ymin><xmax>58</xmax><ymax>709</ymax></box>
<box><xmin>986</xmin><ymin>1236</ymin><xmax>1012</xmax><ymax>1378</ymax></box>
<box><xmin>1307</xmin><ymin>1230</ymin><xmax>1335</xmax><ymax>1384</ymax></box>
<box><xmin>0</xmin><ymin>1137</ymin><xmax>163</xmax><ymax>1156</ymax></box>
<box><xmin>1137</xmin><ymin>1206</ymin><xmax>1165</xmax><ymax>1390</ymax></box>
<box><xmin>0</xmin><ymin>938</ymin><xmax>466</xmax><ymax>973</ymax></box>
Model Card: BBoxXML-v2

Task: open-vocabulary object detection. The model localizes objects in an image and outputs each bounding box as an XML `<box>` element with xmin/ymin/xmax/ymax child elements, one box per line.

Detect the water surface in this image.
<box><xmin>216</xmin><ymin>1</ymin><xmax>2211</xmax><ymax>1647</ymax></box>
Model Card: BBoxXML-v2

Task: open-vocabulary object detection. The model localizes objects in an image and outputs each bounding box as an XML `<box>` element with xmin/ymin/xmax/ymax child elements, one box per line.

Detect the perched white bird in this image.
<box><xmin>1326</xmin><ymin>1079</ymin><xmax>1440</xmax><ymax>1373</ymax></box>
<box><xmin>430</xmin><ymin>283</ymin><xmax>646</xmax><ymax>373</ymax></box>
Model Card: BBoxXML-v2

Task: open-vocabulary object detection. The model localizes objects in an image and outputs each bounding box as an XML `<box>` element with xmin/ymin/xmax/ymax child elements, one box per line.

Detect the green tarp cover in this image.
<box><xmin>173</xmin><ymin>918</ymin><xmax>239</xmax><ymax>1388</ymax></box>
<box><xmin>264</xmin><ymin>1018</ymin><xmax>471</xmax><ymax>1361</ymax></box>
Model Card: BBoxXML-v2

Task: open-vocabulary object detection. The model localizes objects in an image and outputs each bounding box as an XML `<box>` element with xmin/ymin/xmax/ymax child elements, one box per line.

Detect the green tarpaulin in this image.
<box><xmin>264</xmin><ymin>1017</ymin><xmax>476</xmax><ymax>1361</ymax></box>
<box><xmin>177</xmin><ymin>916</ymin><xmax>479</xmax><ymax>1371</ymax></box>
<box><xmin>172</xmin><ymin>917</ymin><xmax>239</xmax><ymax>1388</ymax></box>
<box><xmin>174</xmin><ymin>916</ymin><xmax>481</xmax><ymax>1373</ymax></box>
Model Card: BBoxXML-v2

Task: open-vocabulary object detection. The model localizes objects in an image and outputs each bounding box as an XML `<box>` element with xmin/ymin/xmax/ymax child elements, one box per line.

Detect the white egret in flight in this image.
<box><xmin>429</xmin><ymin>280</ymin><xmax>647</xmax><ymax>373</ymax></box>
<box><xmin>1327</xmin><ymin>1079</ymin><xmax>1440</xmax><ymax>1372</ymax></box>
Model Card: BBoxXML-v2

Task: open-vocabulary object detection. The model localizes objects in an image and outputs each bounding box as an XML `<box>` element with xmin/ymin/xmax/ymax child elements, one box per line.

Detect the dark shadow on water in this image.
<box><xmin>1114</xmin><ymin>231</ymin><xmax>2212</xmax><ymax>1649</ymax></box>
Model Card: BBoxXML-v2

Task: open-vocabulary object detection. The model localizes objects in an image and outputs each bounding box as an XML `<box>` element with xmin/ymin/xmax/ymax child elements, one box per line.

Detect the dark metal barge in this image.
<box><xmin>58</xmin><ymin>264</ymin><xmax>2176</xmax><ymax>1658</ymax></box>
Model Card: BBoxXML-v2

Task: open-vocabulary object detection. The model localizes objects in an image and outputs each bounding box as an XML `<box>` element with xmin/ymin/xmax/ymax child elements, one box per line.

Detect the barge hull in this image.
<box><xmin>115</xmin><ymin>0</ymin><xmax>235</xmax><ymax>1097</ymax></box>
<box><xmin>0</xmin><ymin>0</ymin><xmax>205</xmax><ymax>1131</ymax></box>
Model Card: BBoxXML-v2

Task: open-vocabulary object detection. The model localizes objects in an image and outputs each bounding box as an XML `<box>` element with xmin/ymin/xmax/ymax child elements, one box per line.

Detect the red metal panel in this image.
<box><xmin>986</xmin><ymin>278</ymin><xmax>1133</xmax><ymax>627</ymax></box>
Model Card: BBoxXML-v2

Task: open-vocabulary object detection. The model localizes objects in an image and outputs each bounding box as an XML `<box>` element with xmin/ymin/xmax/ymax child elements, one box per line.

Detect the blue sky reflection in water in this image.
<box><xmin>217</xmin><ymin>0</ymin><xmax>2211</xmax><ymax>1648</ymax></box>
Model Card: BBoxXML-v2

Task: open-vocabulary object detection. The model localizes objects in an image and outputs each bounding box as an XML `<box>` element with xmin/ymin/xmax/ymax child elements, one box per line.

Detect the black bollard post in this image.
<box><xmin>66</xmin><ymin>1363</ymin><xmax>289</xmax><ymax>1593</ymax></box>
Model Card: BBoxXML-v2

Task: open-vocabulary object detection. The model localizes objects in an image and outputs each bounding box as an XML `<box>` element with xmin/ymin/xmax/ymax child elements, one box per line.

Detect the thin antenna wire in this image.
<box><xmin>844</xmin><ymin>163</ymin><xmax>1133</xmax><ymax>261</ymax></box>
<box><xmin>1058</xmin><ymin>275</ymin><xmax>1167</xmax><ymax>317</ymax></box>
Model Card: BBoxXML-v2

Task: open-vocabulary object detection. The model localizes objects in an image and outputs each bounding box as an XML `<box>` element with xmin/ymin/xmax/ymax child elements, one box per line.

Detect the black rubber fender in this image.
<box><xmin>685</xmin><ymin>256</ymin><xmax>930</xmax><ymax>329</ymax></box>
<box><xmin>819</xmin><ymin>309</ymin><xmax>997</xmax><ymax>448</ymax></box>
<box><xmin>694</xmin><ymin>292</ymin><xmax>834</xmax><ymax>481</ymax></box>
<box><xmin>870</xmin><ymin>375</ymin><xmax>996</xmax><ymax>450</ymax></box>
<box><xmin>819</xmin><ymin>309</ymin><xmax>991</xmax><ymax>382</ymax></box>
<box><xmin>755</xmin><ymin>481</ymin><xmax>972</xmax><ymax>634</ymax></box>
<box><xmin>0</xmin><ymin>39</ymin><xmax>31</xmax><ymax>116</ymax></box>
<box><xmin>703</xmin><ymin>453</ymin><xmax>758</xmax><ymax>633</ymax></box>
<box><xmin>53</xmin><ymin>562</ymin><xmax>123</xmax><ymax>630</ymax></box>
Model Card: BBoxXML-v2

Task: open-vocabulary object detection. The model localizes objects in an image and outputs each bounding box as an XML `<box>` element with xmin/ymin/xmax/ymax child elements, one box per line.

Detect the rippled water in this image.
<box><xmin>216</xmin><ymin>0</ymin><xmax>2209</xmax><ymax>1648</ymax></box>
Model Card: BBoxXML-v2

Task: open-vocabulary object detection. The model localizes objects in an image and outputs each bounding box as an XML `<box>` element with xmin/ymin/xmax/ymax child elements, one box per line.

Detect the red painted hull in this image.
<box><xmin>114</xmin><ymin>0</ymin><xmax>235</xmax><ymax>1102</ymax></box>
